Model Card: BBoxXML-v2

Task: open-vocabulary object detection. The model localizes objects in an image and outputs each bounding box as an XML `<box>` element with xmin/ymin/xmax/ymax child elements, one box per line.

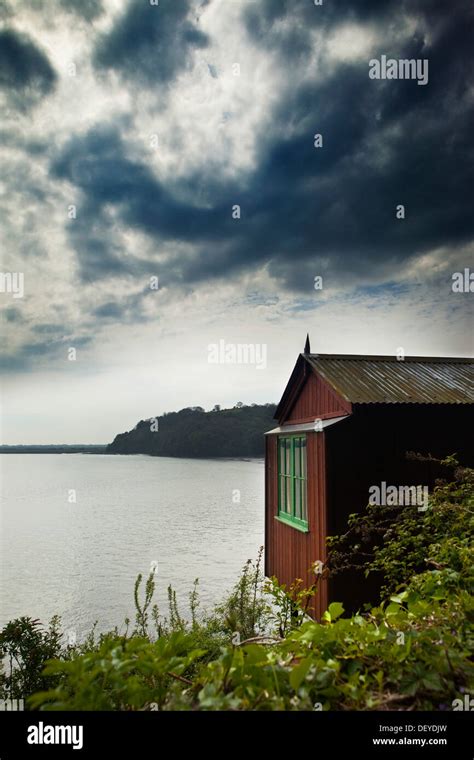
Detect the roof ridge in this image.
<box><xmin>308</xmin><ymin>354</ymin><xmax>474</xmax><ymax>363</ymax></box>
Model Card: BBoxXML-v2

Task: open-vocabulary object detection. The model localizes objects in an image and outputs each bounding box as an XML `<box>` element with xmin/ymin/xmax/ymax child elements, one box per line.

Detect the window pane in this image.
<box><xmin>301</xmin><ymin>438</ymin><xmax>307</xmax><ymax>478</ymax></box>
<box><xmin>301</xmin><ymin>479</ymin><xmax>307</xmax><ymax>521</ymax></box>
<box><xmin>285</xmin><ymin>439</ymin><xmax>291</xmax><ymax>474</ymax></box>
<box><xmin>295</xmin><ymin>478</ymin><xmax>301</xmax><ymax>519</ymax></box>
<box><xmin>280</xmin><ymin>475</ymin><xmax>286</xmax><ymax>512</ymax></box>
<box><xmin>294</xmin><ymin>438</ymin><xmax>301</xmax><ymax>477</ymax></box>
<box><xmin>286</xmin><ymin>477</ymin><xmax>291</xmax><ymax>514</ymax></box>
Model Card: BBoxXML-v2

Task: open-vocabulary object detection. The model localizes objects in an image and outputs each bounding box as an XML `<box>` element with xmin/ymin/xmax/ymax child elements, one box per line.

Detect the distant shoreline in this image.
<box><xmin>0</xmin><ymin>446</ymin><xmax>108</xmax><ymax>454</ymax></box>
<box><xmin>0</xmin><ymin>447</ymin><xmax>264</xmax><ymax>461</ymax></box>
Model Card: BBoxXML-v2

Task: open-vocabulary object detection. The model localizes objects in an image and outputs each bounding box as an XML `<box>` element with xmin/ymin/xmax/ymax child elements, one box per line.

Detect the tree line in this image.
<box><xmin>107</xmin><ymin>403</ymin><xmax>277</xmax><ymax>458</ymax></box>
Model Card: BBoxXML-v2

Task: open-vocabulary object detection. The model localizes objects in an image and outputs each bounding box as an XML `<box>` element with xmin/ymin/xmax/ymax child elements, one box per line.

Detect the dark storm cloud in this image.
<box><xmin>1</xmin><ymin>0</ymin><xmax>103</xmax><ymax>21</ymax></box>
<box><xmin>93</xmin><ymin>302</ymin><xmax>126</xmax><ymax>319</ymax></box>
<box><xmin>3</xmin><ymin>307</ymin><xmax>24</xmax><ymax>323</ymax></box>
<box><xmin>51</xmin><ymin>126</ymin><xmax>231</xmax><ymax>281</ymax></box>
<box><xmin>0</xmin><ymin>28</ymin><xmax>56</xmax><ymax>108</ymax></box>
<box><xmin>59</xmin><ymin>0</ymin><xmax>103</xmax><ymax>20</ymax></box>
<box><xmin>190</xmin><ymin>0</ymin><xmax>474</xmax><ymax>288</ymax></box>
<box><xmin>93</xmin><ymin>0</ymin><xmax>209</xmax><ymax>86</ymax></box>
<box><xmin>91</xmin><ymin>290</ymin><xmax>158</xmax><ymax>325</ymax></box>
<box><xmin>243</xmin><ymin>0</ymin><xmax>472</xmax><ymax>60</ymax></box>
<box><xmin>52</xmin><ymin>1</ymin><xmax>474</xmax><ymax>292</ymax></box>
<box><xmin>0</xmin><ymin>334</ymin><xmax>93</xmax><ymax>372</ymax></box>
<box><xmin>0</xmin><ymin>0</ymin><xmax>12</xmax><ymax>20</ymax></box>
<box><xmin>243</xmin><ymin>0</ymin><xmax>399</xmax><ymax>61</ymax></box>
<box><xmin>31</xmin><ymin>323</ymin><xmax>64</xmax><ymax>334</ymax></box>
<box><xmin>0</xmin><ymin>129</ymin><xmax>48</xmax><ymax>155</ymax></box>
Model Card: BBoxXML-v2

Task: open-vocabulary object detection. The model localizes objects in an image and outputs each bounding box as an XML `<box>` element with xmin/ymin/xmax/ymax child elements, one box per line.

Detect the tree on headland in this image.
<box><xmin>107</xmin><ymin>403</ymin><xmax>276</xmax><ymax>458</ymax></box>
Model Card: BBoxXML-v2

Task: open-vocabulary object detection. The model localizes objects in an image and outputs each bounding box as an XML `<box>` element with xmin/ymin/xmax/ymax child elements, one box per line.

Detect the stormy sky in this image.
<box><xmin>1</xmin><ymin>0</ymin><xmax>473</xmax><ymax>443</ymax></box>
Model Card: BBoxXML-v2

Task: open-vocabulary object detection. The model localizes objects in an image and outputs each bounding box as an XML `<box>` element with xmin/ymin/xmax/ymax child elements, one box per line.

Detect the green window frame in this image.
<box><xmin>277</xmin><ymin>435</ymin><xmax>308</xmax><ymax>532</ymax></box>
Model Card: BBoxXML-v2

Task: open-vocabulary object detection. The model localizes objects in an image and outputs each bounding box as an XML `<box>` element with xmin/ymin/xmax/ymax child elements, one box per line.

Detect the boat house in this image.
<box><xmin>264</xmin><ymin>339</ymin><xmax>474</xmax><ymax>618</ymax></box>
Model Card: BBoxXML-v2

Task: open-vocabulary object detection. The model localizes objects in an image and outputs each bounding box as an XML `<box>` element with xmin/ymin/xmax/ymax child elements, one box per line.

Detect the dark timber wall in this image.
<box><xmin>325</xmin><ymin>403</ymin><xmax>474</xmax><ymax>612</ymax></box>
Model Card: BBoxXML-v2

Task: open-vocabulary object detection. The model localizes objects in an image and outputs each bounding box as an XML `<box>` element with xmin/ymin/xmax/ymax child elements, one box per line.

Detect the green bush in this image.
<box><xmin>29</xmin><ymin>633</ymin><xmax>205</xmax><ymax>711</ymax></box>
<box><xmin>0</xmin><ymin>616</ymin><xmax>62</xmax><ymax>700</ymax></box>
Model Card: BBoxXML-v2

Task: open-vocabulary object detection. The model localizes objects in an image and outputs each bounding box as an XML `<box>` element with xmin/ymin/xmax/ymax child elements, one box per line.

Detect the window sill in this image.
<box><xmin>275</xmin><ymin>513</ymin><xmax>309</xmax><ymax>533</ymax></box>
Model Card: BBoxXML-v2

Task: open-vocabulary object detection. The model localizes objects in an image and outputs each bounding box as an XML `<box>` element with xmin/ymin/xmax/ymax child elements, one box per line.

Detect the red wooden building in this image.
<box><xmin>264</xmin><ymin>339</ymin><xmax>474</xmax><ymax>619</ymax></box>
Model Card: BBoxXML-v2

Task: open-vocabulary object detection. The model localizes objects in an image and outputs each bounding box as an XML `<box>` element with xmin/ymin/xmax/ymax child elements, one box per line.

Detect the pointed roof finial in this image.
<box><xmin>304</xmin><ymin>333</ymin><xmax>311</xmax><ymax>355</ymax></box>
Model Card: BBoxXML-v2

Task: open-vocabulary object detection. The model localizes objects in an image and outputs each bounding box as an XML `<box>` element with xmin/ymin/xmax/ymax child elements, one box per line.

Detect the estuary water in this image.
<box><xmin>0</xmin><ymin>454</ymin><xmax>264</xmax><ymax>639</ymax></box>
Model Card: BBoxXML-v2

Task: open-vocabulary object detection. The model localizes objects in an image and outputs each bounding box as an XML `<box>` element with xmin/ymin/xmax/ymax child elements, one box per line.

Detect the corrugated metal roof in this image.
<box><xmin>304</xmin><ymin>354</ymin><xmax>474</xmax><ymax>404</ymax></box>
<box><xmin>265</xmin><ymin>415</ymin><xmax>349</xmax><ymax>435</ymax></box>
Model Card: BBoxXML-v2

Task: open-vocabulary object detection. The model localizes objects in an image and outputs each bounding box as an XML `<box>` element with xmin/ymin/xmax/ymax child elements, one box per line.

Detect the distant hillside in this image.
<box><xmin>107</xmin><ymin>403</ymin><xmax>277</xmax><ymax>458</ymax></box>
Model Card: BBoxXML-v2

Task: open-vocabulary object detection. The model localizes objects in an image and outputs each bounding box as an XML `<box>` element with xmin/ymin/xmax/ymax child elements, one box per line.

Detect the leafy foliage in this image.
<box><xmin>29</xmin><ymin>634</ymin><xmax>205</xmax><ymax>711</ymax></box>
<box><xmin>186</xmin><ymin>586</ymin><xmax>473</xmax><ymax>711</ymax></box>
<box><xmin>0</xmin><ymin>616</ymin><xmax>62</xmax><ymax>699</ymax></box>
<box><xmin>210</xmin><ymin>547</ymin><xmax>269</xmax><ymax>640</ymax></box>
<box><xmin>263</xmin><ymin>576</ymin><xmax>319</xmax><ymax>637</ymax></box>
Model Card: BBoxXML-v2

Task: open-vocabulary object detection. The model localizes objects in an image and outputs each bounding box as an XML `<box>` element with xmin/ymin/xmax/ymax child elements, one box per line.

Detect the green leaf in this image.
<box><xmin>385</xmin><ymin>603</ymin><xmax>402</xmax><ymax>617</ymax></box>
<box><xmin>289</xmin><ymin>658</ymin><xmax>312</xmax><ymax>691</ymax></box>
<box><xmin>389</xmin><ymin>592</ymin><xmax>407</xmax><ymax>604</ymax></box>
<box><xmin>328</xmin><ymin>602</ymin><xmax>344</xmax><ymax>620</ymax></box>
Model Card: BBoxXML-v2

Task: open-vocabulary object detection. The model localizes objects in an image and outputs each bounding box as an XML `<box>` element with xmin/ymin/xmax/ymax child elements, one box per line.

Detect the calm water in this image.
<box><xmin>0</xmin><ymin>455</ymin><xmax>264</xmax><ymax>639</ymax></box>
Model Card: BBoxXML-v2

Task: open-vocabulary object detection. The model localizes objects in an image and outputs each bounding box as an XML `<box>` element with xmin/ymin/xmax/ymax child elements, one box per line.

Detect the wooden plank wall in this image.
<box><xmin>285</xmin><ymin>372</ymin><xmax>350</xmax><ymax>424</ymax></box>
<box><xmin>265</xmin><ymin>432</ymin><xmax>328</xmax><ymax>619</ymax></box>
